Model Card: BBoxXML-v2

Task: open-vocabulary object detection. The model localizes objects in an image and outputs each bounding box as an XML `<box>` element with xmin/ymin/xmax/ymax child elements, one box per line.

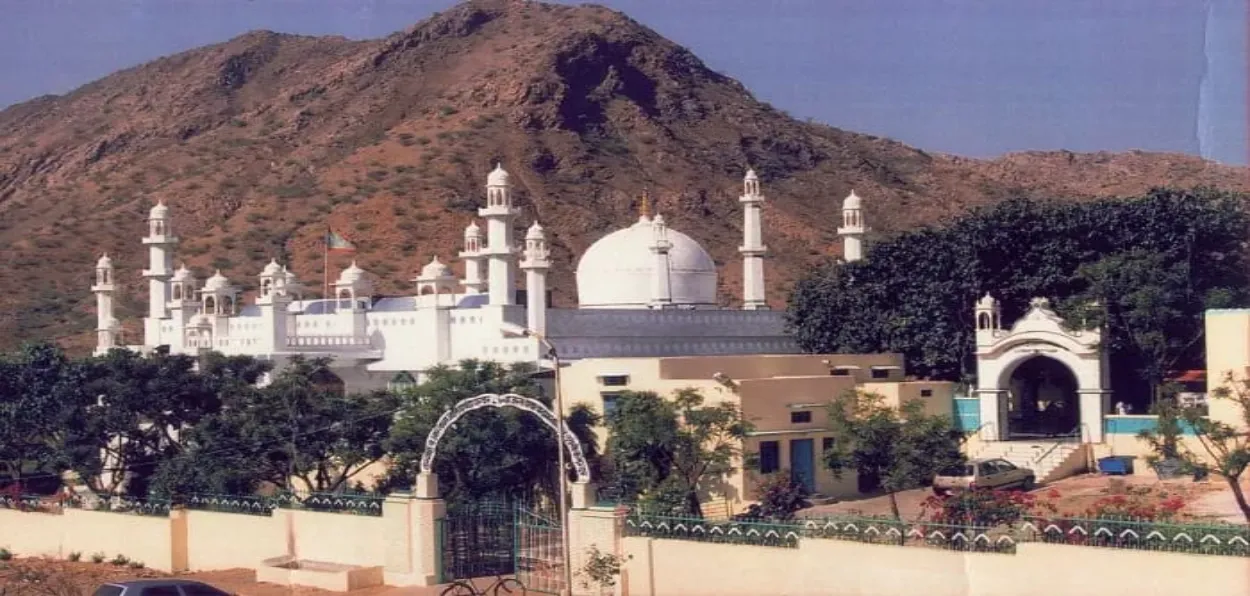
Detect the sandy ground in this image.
<box><xmin>800</xmin><ymin>473</ymin><xmax>1238</xmax><ymax>523</ymax></box>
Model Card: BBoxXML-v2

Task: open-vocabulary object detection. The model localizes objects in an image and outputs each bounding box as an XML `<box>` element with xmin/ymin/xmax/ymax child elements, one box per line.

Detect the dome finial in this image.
<box><xmin>639</xmin><ymin>189</ymin><xmax>650</xmax><ymax>220</ymax></box>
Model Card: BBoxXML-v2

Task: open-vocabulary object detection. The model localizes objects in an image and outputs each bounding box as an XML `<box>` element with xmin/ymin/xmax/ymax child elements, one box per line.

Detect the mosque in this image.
<box><xmin>90</xmin><ymin>165</ymin><xmax>870</xmax><ymax>391</ymax></box>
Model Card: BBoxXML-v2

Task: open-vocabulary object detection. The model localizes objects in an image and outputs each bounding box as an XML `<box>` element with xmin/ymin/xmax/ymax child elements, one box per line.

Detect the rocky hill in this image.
<box><xmin>1</xmin><ymin>0</ymin><xmax>1247</xmax><ymax>352</ymax></box>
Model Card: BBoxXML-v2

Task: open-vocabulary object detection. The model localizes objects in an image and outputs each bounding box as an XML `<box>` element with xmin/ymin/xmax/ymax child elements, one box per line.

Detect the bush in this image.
<box><xmin>1084</xmin><ymin>494</ymin><xmax>1185</xmax><ymax>521</ymax></box>
<box><xmin>90</xmin><ymin>553</ymin><xmax>105</xmax><ymax>564</ymax></box>
<box><xmin>738</xmin><ymin>472</ymin><xmax>810</xmax><ymax>521</ymax></box>
<box><xmin>109</xmin><ymin>554</ymin><xmax>129</xmax><ymax>566</ymax></box>
<box><xmin>921</xmin><ymin>489</ymin><xmax>1058</xmax><ymax>526</ymax></box>
<box><xmin>67</xmin><ymin>552</ymin><xmax>81</xmax><ymax>562</ymax></box>
<box><xmin>0</xmin><ymin>548</ymin><xmax>11</xmax><ymax>561</ymax></box>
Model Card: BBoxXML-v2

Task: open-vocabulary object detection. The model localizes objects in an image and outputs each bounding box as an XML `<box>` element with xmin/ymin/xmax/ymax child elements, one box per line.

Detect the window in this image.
<box><xmin>829</xmin><ymin>368</ymin><xmax>850</xmax><ymax>377</ymax></box>
<box><xmin>601</xmin><ymin>392</ymin><xmax>624</xmax><ymax>418</ymax></box>
<box><xmin>920</xmin><ymin>388</ymin><xmax>933</xmax><ymax>397</ymax></box>
<box><xmin>141</xmin><ymin>587</ymin><xmax>182</xmax><ymax>596</ymax></box>
<box><xmin>759</xmin><ymin>441</ymin><xmax>780</xmax><ymax>474</ymax></box>
<box><xmin>181</xmin><ymin>586</ymin><xmax>232</xmax><ymax>596</ymax></box>
<box><xmin>388</xmin><ymin>372</ymin><xmax>417</xmax><ymax>392</ymax></box>
<box><xmin>92</xmin><ymin>586</ymin><xmax>124</xmax><ymax>596</ymax></box>
<box><xmin>870</xmin><ymin>368</ymin><xmax>890</xmax><ymax>379</ymax></box>
<box><xmin>599</xmin><ymin>375</ymin><xmax>630</xmax><ymax>387</ymax></box>
<box><xmin>821</xmin><ymin>437</ymin><xmax>834</xmax><ymax>453</ymax></box>
<box><xmin>790</xmin><ymin>411</ymin><xmax>812</xmax><ymax>424</ymax></box>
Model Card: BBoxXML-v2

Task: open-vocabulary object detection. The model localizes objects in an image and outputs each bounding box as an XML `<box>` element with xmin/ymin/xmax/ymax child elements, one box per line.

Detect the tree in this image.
<box><xmin>823</xmin><ymin>390</ymin><xmax>964</xmax><ymax>521</ymax></box>
<box><xmin>1061</xmin><ymin>249</ymin><xmax>1239</xmax><ymax>402</ymax></box>
<box><xmin>72</xmin><ymin>349</ymin><xmax>269</xmax><ymax>496</ymax></box>
<box><xmin>0</xmin><ymin>343</ymin><xmax>87</xmax><ymax>493</ymax></box>
<box><xmin>1173</xmin><ymin>372</ymin><xmax>1250</xmax><ymax>523</ymax></box>
<box><xmin>603</xmin><ymin>389</ymin><xmax>751</xmax><ymax>517</ymax></box>
<box><xmin>150</xmin><ymin>355</ymin><xmax>398</xmax><ymax>496</ymax></box>
<box><xmin>787</xmin><ymin>189</ymin><xmax>1250</xmax><ymax>396</ymax></box>
<box><xmin>383</xmin><ymin>360</ymin><xmax>600</xmax><ymax>508</ymax></box>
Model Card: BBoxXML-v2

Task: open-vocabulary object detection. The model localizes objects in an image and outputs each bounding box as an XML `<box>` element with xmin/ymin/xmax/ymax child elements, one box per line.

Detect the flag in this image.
<box><xmin>326</xmin><ymin>229</ymin><xmax>356</xmax><ymax>252</ymax></box>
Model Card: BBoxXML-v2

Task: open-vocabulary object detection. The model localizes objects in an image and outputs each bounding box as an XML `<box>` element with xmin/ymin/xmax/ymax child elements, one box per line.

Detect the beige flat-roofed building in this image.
<box><xmin>558</xmin><ymin>353</ymin><xmax>956</xmax><ymax>511</ymax></box>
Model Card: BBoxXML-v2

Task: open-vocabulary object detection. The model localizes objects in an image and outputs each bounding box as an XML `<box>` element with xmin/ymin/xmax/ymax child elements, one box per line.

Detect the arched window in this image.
<box><xmin>310</xmin><ymin>367</ymin><xmax>346</xmax><ymax>396</ymax></box>
<box><xmin>261</xmin><ymin>279</ymin><xmax>272</xmax><ymax>296</ymax></box>
<box><xmin>223</xmin><ymin>296</ymin><xmax>235</xmax><ymax>315</ymax></box>
<box><xmin>978</xmin><ymin>312</ymin><xmax>991</xmax><ymax>330</ymax></box>
<box><xmin>204</xmin><ymin>296</ymin><xmax>216</xmax><ymax>313</ymax></box>
<box><xmin>172</xmin><ymin>285</ymin><xmax>182</xmax><ymax>300</ymax></box>
<box><xmin>388</xmin><ymin>372</ymin><xmax>417</xmax><ymax>392</ymax></box>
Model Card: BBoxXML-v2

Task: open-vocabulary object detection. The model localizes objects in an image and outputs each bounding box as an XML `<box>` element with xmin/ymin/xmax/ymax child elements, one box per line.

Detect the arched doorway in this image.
<box><xmin>974</xmin><ymin>296</ymin><xmax>1112</xmax><ymax>443</ymax></box>
<box><xmin>1005</xmin><ymin>356</ymin><xmax>1079</xmax><ymax>439</ymax></box>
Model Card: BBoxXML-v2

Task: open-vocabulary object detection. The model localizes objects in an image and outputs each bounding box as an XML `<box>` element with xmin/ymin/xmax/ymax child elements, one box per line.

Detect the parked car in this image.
<box><xmin>92</xmin><ymin>580</ymin><xmax>233</xmax><ymax>596</ymax></box>
<box><xmin>932</xmin><ymin>458</ymin><xmax>1036</xmax><ymax>495</ymax></box>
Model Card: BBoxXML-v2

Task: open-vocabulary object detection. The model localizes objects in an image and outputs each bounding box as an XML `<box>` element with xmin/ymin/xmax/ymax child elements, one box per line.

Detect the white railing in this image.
<box><xmin>285</xmin><ymin>335</ymin><xmax>371</xmax><ymax>348</ymax></box>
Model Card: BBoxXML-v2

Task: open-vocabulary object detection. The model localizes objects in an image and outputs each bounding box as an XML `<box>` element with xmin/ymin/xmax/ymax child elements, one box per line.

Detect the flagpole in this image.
<box><xmin>322</xmin><ymin>226</ymin><xmax>330</xmax><ymax>303</ymax></box>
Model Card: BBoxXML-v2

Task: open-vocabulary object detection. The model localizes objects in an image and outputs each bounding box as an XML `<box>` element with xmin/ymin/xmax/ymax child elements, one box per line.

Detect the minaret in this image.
<box><xmin>334</xmin><ymin>261</ymin><xmax>373</xmax><ymax>339</ymax></box>
<box><xmin>168</xmin><ymin>264</ymin><xmax>199</xmax><ymax>354</ymax></box>
<box><xmin>142</xmin><ymin>201</ymin><xmax>178</xmax><ymax>345</ymax></box>
<box><xmin>92</xmin><ymin>254</ymin><xmax>118</xmax><ymax>355</ymax></box>
<box><xmin>739</xmin><ymin>169</ymin><xmax>768</xmax><ymax>310</ymax></box>
<box><xmin>838</xmin><ymin>190</ymin><xmax>866</xmax><ymax>262</ymax></box>
<box><xmin>256</xmin><ymin>259</ymin><xmax>292</xmax><ymax>354</ymax></box>
<box><xmin>649</xmin><ymin>214</ymin><xmax>674</xmax><ymax>309</ymax></box>
<box><xmin>975</xmin><ymin>293</ymin><xmax>1001</xmax><ymax>347</ymax></box>
<box><xmin>479</xmin><ymin>164</ymin><xmax>519</xmax><ymax>306</ymax></box>
<box><xmin>520</xmin><ymin>221</ymin><xmax>551</xmax><ymax>335</ymax></box>
<box><xmin>459</xmin><ymin>220</ymin><xmax>487</xmax><ymax>295</ymax></box>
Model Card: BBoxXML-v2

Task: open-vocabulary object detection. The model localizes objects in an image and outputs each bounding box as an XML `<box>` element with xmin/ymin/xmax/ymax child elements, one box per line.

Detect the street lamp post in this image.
<box><xmin>500</xmin><ymin>323</ymin><xmax>573</xmax><ymax>595</ymax></box>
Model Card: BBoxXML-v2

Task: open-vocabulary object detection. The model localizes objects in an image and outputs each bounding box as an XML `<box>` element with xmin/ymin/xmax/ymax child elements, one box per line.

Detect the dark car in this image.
<box><xmin>91</xmin><ymin>580</ymin><xmax>233</xmax><ymax>596</ymax></box>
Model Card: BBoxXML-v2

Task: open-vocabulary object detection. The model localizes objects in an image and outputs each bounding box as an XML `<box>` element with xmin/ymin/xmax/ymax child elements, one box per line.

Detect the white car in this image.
<box><xmin>932</xmin><ymin>458</ymin><xmax>1036</xmax><ymax>495</ymax></box>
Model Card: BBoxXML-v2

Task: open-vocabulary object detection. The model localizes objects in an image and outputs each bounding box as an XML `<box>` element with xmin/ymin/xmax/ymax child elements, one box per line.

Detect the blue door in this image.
<box><xmin>790</xmin><ymin>439</ymin><xmax>816</xmax><ymax>493</ymax></box>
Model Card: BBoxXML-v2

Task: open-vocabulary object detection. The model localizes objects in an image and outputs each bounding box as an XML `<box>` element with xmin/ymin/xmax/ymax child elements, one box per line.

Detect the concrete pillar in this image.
<box><xmin>382</xmin><ymin>474</ymin><xmax>445</xmax><ymax>587</ymax></box>
<box><xmin>975</xmin><ymin>389</ymin><xmax>1007</xmax><ymax>441</ymax></box>
<box><xmin>1078</xmin><ymin>390</ymin><xmax>1111</xmax><ymax>443</ymax></box>
<box><xmin>566</xmin><ymin>481</ymin><xmax>627</xmax><ymax>596</ymax></box>
<box><xmin>382</xmin><ymin>492</ymin><xmax>414</xmax><ymax>582</ymax></box>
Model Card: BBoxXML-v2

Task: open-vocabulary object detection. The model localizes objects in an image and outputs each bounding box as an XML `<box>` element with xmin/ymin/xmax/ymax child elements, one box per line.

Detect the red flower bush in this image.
<box><xmin>1083</xmin><ymin>494</ymin><xmax>1186</xmax><ymax>521</ymax></box>
<box><xmin>921</xmin><ymin>489</ymin><xmax>1059</xmax><ymax>526</ymax></box>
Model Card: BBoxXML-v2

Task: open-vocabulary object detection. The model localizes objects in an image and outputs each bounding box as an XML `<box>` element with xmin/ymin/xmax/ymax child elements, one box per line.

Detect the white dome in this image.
<box><xmin>843</xmin><ymin>190</ymin><xmax>863</xmax><ymax>210</ymax></box>
<box><xmin>487</xmin><ymin>163</ymin><xmax>509</xmax><ymax>186</ymax></box>
<box><xmin>203</xmin><ymin>270</ymin><xmax>231</xmax><ymax>292</ymax></box>
<box><xmin>260</xmin><ymin>259</ymin><xmax>283</xmax><ymax>277</ymax></box>
<box><xmin>576</xmin><ymin>217</ymin><xmax>718</xmax><ymax>309</ymax></box>
<box><xmin>96</xmin><ymin>254</ymin><xmax>113</xmax><ymax>269</ymax></box>
<box><xmin>464</xmin><ymin>220</ymin><xmax>482</xmax><ymax>237</ymax></box>
<box><xmin>171</xmin><ymin>264</ymin><xmax>194</xmax><ymax>282</ymax></box>
<box><xmin>420</xmin><ymin>256</ymin><xmax>454</xmax><ymax>279</ymax></box>
<box><xmin>744</xmin><ymin>169</ymin><xmax>758</xmax><ymax>181</ymax></box>
<box><xmin>149</xmin><ymin>201</ymin><xmax>169</xmax><ymax>219</ymax></box>
<box><xmin>526</xmin><ymin>221</ymin><xmax>545</xmax><ymax>240</ymax></box>
<box><xmin>337</xmin><ymin>261</ymin><xmax>367</xmax><ymax>285</ymax></box>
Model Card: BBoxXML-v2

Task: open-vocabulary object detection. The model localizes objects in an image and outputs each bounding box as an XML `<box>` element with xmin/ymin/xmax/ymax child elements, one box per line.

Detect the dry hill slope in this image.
<box><xmin>0</xmin><ymin>0</ymin><xmax>1247</xmax><ymax>352</ymax></box>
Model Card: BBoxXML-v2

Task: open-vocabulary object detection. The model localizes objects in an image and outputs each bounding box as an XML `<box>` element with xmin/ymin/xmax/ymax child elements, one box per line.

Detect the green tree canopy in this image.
<box><xmin>823</xmin><ymin>390</ymin><xmax>965</xmax><ymax>521</ymax></box>
<box><xmin>147</xmin><ymin>355</ymin><xmax>399</xmax><ymax>497</ymax></box>
<box><xmin>788</xmin><ymin>189</ymin><xmax>1250</xmax><ymax>398</ymax></box>
<box><xmin>602</xmin><ymin>389</ymin><xmax>751</xmax><ymax>517</ymax></box>
<box><xmin>382</xmin><ymin>360</ymin><xmax>600</xmax><ymax>508</ymax></box>
<box><xmin>0</xmin><ymin>343</ymin><xmax>88</xmax><ymax>492</ymax></box>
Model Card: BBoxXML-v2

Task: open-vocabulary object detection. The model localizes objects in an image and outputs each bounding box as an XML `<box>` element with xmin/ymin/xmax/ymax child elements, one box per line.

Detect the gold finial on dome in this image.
<box><xmin>639</xmin><ymin>189</ymin><xmax>651</xmax><ymax>220</ymax></box>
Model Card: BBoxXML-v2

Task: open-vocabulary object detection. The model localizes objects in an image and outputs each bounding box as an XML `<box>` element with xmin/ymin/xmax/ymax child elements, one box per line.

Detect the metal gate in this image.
<box><xmin>438</xmin><ymin>501</ymin><xmax>516</xmax><ymax>582</ymax></box>
<box><xmin>514</xmin><ymin>503</ymin><xmax>565</xmax><ymax>595</ymax></box>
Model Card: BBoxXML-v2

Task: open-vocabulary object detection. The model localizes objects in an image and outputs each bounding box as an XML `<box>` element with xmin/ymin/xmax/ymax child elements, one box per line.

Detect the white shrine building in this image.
<box><xmin>91</xmin><ymin>166</ymin><xmax>872</xmax><ymax>391</ymax></box>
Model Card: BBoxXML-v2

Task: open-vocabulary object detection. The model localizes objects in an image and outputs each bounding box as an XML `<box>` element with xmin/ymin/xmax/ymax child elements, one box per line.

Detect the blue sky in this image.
<box><xmin>0</xmin><ymin>0</ymin><xmax>1244</xmax><ymax>164</ymax></box>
